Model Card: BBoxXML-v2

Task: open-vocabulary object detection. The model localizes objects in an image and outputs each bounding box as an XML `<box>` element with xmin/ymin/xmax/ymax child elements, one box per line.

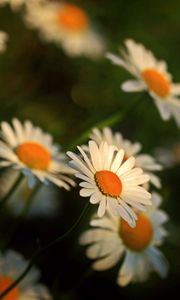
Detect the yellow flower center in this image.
<box><xmin>120</xmin><ymin>212</ymin><xmax>153</xmax><ymax>252</ymax></box>
<box><xmin>0</xmin><ymin>276</ymin><xmax>20</xmax><ymax>300</ymax></box>
<box><xmin>16</xmin><ymin>142</ymin><xmax>51</xmax><ymax>170</ymax></box>
<box><xmin>57</xmin><ymin>4</ymin><xmax>89</xmax><ymax>31</ymax></box>
<box><xmin>95</xmin><ymin>170</ymin><xmax>122</xmax><ymax>197</ymax></box>
<box><xmin>141</xmin><ymin>68</ymin><xmax>170</xmax><ymax>98</ymax></box>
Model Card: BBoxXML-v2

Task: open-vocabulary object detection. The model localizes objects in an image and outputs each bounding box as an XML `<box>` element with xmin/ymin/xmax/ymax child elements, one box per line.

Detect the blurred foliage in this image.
<box><xmin>0</xmin><ymin>0</ymin><xmax>180</xmax><ymax>300</ymax></box>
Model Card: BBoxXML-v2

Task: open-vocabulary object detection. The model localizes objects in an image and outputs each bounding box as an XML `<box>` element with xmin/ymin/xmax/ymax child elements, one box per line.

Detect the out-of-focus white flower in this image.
<box><xmin>155</xmin><ymin>141</ymin><xmax>180</xmax><ymax>167</ymax></box>
<box><xmin>67</xmin><ymin>140</ymin><xmax>151</xmax><ymax>228</ymax></box>
<box><xmin>90</xmin><ymin>127</ymin><xmax>162</xmax><ymax>188</ymax></box>
<box><xmin>0</xmin><ymin>249</ymin><xmax>52</xmax><ymax>299</ymax></box>
<box><xmin>0</xmin><ymin>31</ymin><xmax>8</xmax><ymax>52</ymax></box>
<box><xmin>0</xmin><ymin>0</ymin><xmax>25</xmax><ymax>10</ymax></box>
<box><xmin>24</xmin><ymin>0</ymin><xmax>106</xmax><ymax>58</ymax></box>
<box><xmin>107</xmin><ymin>39</ymin><xmax>180</xmax><ymax>127</ymax></box>
<box><xmin>0</xmin><ymin>118</ymin><xmax>75</xmax><ymax>189</ymax></box>
<box><xmin>80</xmin><ymin>192</ymin><xmax>169</xmax><ymax>286</ymax></box>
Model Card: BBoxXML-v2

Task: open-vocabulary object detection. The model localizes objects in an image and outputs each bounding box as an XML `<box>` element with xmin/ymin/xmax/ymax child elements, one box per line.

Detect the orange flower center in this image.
<box><xmin>0</xmin><ymin>276</ymin><xmax>20</xmax><ymax>300</ymax></box>
<box><xmin>95</xmin><ymin>170</ymin><xmax>122</xmax><ymax>197</ymax></box>
<box><xmin>120</xmin><ymin>212</ymin><xmax>153</xmax><ymax>252</ymax></box>
<box><xmin>57</xmin><ymin>4</ymin><xmax>89</xmax><ymax>31</ymax></box>
<box><xmin>141</xmin><ymin>68</ymin><xmax>170</xmax><ymax>98</ymax></box>
<box><xmin>16</xmin><ymin>142</ymin><xmax>51</xmax><ymax>170</ymax></box>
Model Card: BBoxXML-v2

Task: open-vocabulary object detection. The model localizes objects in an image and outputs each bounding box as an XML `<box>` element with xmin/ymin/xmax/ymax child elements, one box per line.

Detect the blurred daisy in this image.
<box><xmin>24</xmin><ymin>0</ymin><xmax>106</xmax><ymax>58</ymax></box>
<box><xmin>0</xmin><ymin>31</ymin><xmax>8</xmax><ymax>52</ymax></box>
<box><xmin>80</xmin><ymin>192</ymin><xmax>168</xmax><ymax>286</ymax></box>
<box><xmin>106</xmin><ymin>39</ymin><xmax>180</xmax><ymax>127</ymax></box>
<box><xmin>0</xmin><ymin>249</ymin><xmax>52</xmax><ymax>299</ymax></box>
<box><xmin>0</xmin><ymin>169</ymin><xmax>61</xmax><ymax>218</ymax></box>
<box><xmin>0</xmin><ymin>0</ymin><xmax>25</xmax><ymax>10</ymax></box>
<box><xmin>67</xmin><ymin>140</ymin><xmax>151</xmax><ymax>227</ymax></box>
<box><xmin>0</xmin><ymin>118</ymin><xmax>75</xmax><ymax>189</ymax></box>
<box><xmin>90</xmin><ymin>127</ymin><xmax>162</xmax><ymax>188</ymax></box>
<box><xmin>155</xmin><ymin>141</ymin><xmax>180</xmax><ymax>167</ymax></box>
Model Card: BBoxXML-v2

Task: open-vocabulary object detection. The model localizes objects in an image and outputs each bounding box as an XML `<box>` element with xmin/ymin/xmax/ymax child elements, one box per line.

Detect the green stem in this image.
<box><xmin>2</xmin><ymin>182</ymin><xmax>42</xmax><ymax>251</ymax></box>
<box><xmin>0</xmin><ymin>251</ymin><xmax>38</xmax><ymax>300</ymax></box>
<box><xmin>21</xmin><ymin>182</ymin><xmax>42</xmax><ymax>217</ymax></box>
<box><xmin>0</xmin><ymin>173</ymin><xmax>24</xmax><ymax>211</ymax></box>
<box><xmin>68</xmin><ymin>93</ymin><xmax>144</xmax><ymax>150</ymax></box>
<box><xmin>0</xmin><ymin>202</ymin><xmax>90</xmax><ymax>300</ymax></box>
<box><xmin>42</xmin><ymin>202</ymin><xmax>90</xmax><ymax>251</ymax></box>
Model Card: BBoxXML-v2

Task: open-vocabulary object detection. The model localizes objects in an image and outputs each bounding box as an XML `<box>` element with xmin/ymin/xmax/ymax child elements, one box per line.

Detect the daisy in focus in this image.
<box><xmin>0</xmin><ymin>0</ymin><xmax>25</xmax><ymax>10</ymax></box>
<box><xmin>106</xmin><ymin>39</ymin><xmax>180</xmax><ymax>127</ymax></box>
<box><xmin>67</xmin><ymin>140</ymin><xmax>151</xmax><ymax>227</ymax></box>
<box><xmin>0</xmin><ymin>31</ymin><xmax>8</xmax><ymax>52</ymax></box>
<box><xmin>80</xmin><ymin>192</ymin><xmax>168</xmax><ymax>286</ymax></box>
<box><xmin>0</xmin><ymin>118</ymin><xmax>75</xmax><ymax>189</ymax></box>
<box><xmin>24</xmin><ymin>0</ymin><xmax>106</xmax><ymax>58</ymax></box>
<box><xmin>0</xmin><ymin>249</ymin><xmax>52</xmax><ymax>299</ymax></box>
<box><xmin>90</xmin><ymin>127</ymin><xmax>162</xmax><ymax>188</ymax></box>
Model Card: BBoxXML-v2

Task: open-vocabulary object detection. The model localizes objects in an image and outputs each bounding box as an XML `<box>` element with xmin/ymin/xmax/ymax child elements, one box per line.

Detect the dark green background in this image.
<box><xmin>0</xmin><ymin>0</ymin><xmax>179</xmax><ymax>299</ymax></box>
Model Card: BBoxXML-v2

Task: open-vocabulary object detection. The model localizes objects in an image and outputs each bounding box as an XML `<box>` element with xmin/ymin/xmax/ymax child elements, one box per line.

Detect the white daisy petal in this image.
<box><xmin>80</xmin><ymin>190</ymin><xmax>168</xmax><ymax>285</ymax></box>
<box><xmin>89</xmin><ymin>191</ymin><xmax>102</xmax><ymax>204</ymax></box>
<box><xmin>1</xmin><ymin>121</ymin><xmax>17</xmax><ymax>147</ymax></box>
<box><xmin>110</xmin><ymin>149</ymin><xmax>124</xmax><ymax>172</ymax></box>
<box><xmin>80</xmin><ymin>188</ymin><xmax>95</xmax><ymax>197</ymax></box>
<box><xmin>12</xmin><ymin>118</ymin><xmax>25</xmax><ymax>143</ymax></box>
<box><xmin>75</xmin><ymin>173</ymin><xmax>94</xmax><ymax>184</ymax></box>
<box><xmin>79</xmin><ymin>181</ymin><xmax>95</xmax><ymax>189</ymax></box>
<box><xmin>90</xmin><ymin>216</ymin><xmax>118</xmax><ymax>231</ymax></box>
<box><xmin>77</xmin><ymin>145</ymin><xmax>95</xmax><ymax>173</ymax></box>
<box><xmin>97</xmin><ymin>197</ymin><xmax>107</xmax><ymax>217</ymax></box>
<box><xmin>92</xmin><ymin>249</ymin><xmax>123</xmax><ymax>271</ymax></box>
<box><xmin>25</xmin><ymin>0</ymin><xmax>106</xmax><ymax>59</ymax></box>
<box><xmin>70</xmin><ymin>139</ymin><xmax>154</xmax><ymax>225</ymax></box>
<box><xmin>0</xmin><ymin>119</ymin><xmax>75</xmax><ymax>190</ymax></box>
<box><xmin>154</xmin><ymin>98</ymin><xmax>172</xmax><ymax>120</ymax></box>
<box><xmin>79</xmin><ymin>229</ymin><xmax>117</xmax><ymax>245</ymax></box>
<box><xmin>89</xmin><ymin>140</ymin><xmax>102</xmax><ymax>170</ymax></box>
<box><xmin>107</xmin><ymin>38</ymin><xmax>180</xmax><ymax>127</ymax></box>
<box><xmin>146</xmin><ymin>246</ymin><xmax>169</xmax><ymax>278</ymax></box>
<box><xmin>121</xmin><ymin>80</ymin><xmax>146</xmax><ymax>92</ymax></box>
<box><xmin>116</xmin><ymin>201</ymin><xmax>136</xmax><ymax>227</ymax></box>
<box><xmin>171</xmin><ymin>83</ymin><xmax>180</xmax><ymax>95</ymax></box>
<box><xmin>117</xmin><ymin>157</ymin><xmax>135</xmax><ymax>176</ymax></box>
<box><xmin>86</xmin><ymin>239</ymin><xmax>121</xmax><ymax>259</ymax></box>
<box><xmin>67</xmin><ymin>152</ymin><xmax>93</xmax><ymax>178</ymax></box>
<box><xmin>117</xmin><ymin>252</ymin><xmax>134</xmax><ymax>286</ymax></box>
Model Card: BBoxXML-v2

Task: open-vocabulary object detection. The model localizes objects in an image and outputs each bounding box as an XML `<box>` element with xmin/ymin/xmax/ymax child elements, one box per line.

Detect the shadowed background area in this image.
<box><xmin>0</xmin><ymin>0</ymin><xmax>180</xmax><ymax>299</ymax></box>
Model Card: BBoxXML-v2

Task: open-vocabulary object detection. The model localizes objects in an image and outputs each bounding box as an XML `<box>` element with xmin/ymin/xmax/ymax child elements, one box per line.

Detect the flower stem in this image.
<box><xmin>0</xmin><ymin>172</ymin><xmax>24</xmax><ymax>211</ymax></box>
<box><xmin>0</xmin><ymin>202</ymin><xmax>90</xmax><ymax>300</ymax></box>
<box><xmin>68</xmin><ymin>93</ymin><xmax>145</xmax><ymax>150</ymax></box>
<box><xmin>1</xmin><ymin>182</ymin><xmax>42</xmax><ymax>251</ymax></box>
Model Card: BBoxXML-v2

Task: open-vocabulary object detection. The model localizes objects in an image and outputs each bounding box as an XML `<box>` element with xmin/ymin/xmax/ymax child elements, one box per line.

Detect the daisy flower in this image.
<box><xmin>67</xmin><ymin>140</ymin><xmax>151</xmax><ymax>228</ymax></box>
<box><xmin>0</xmin><ymin>249</ymin><xmax>52</xmax><ymax>299</ymax></box>
<box><xmin>0</xmin><ymin>31</ymin><xmax>8</xmax><ymax>53</ymax></box>
<box><xmin>0</xmin><ymin>118</ymin><xmax>75</xmax><ymax>189</ymax></box>
<box><xmin>90</xmin><ymin>127</ymin><xmax>162</xmax><ymax>188</ymax></box>
<box><xmin>0</xmin><ymin>0</ymin><xmax>25</xmax><ymax>10</ymax></box>
<box><xmin>106</xmin><ymin>39</ymin><xmax>180</xmax><ymax>127</ymax></box>
<box><xmin>24</xmin><ymin>0</ymin><xmax>106</xmax><ymax>58</ymax></box>
<box><xmin>155</xmin><ymin>141</ymin><xmax>180</xmax><ymax>167</ymax></box>
<box><xmin>80</xmin><ymin>192</ymin><xmax>169</xmax><ymax>286</ymax></box>
<box><xmin>0</xmin><ymin>169</ymin><xmax>61</xmax><ymax>218</ymax></box>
